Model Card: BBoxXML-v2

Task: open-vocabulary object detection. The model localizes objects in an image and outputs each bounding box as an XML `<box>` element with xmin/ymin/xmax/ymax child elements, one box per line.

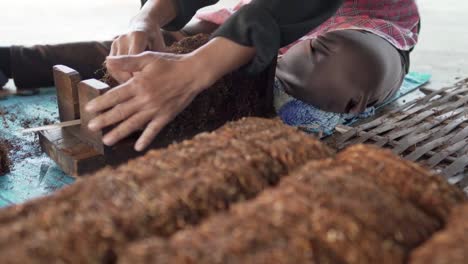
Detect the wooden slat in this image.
<box><xmin>382</xmin><ymin>108</ymin><xmax>466</xmax><ymax>143</ymax></box>
<box><xmin>427</xmin><ymin>112</ymin><xmax>468</xmax><ymax>141</ymax></box>
<box><xmin>442</xmin><ymin>154</ymin><xmax>468</xmax><ymax>178</ymax></box>
<box><xmin>405</xmin><ymin>133</ymin><xmax>454</xmax><ymax>162</ymax></box>
<box><xmin>427</xmin><ymin>139</ymin><xmax>468</xmax><ymax>168</ymax></box>
<box><xmin>334</xmin><ymin>125</ymin><xmax>459</xmax><ymax>163</ymax></box>
<box><xmin>448</xmin><ymin>126</ymin><xmax>468</xmax><ymax>145</ymax></box>
<box><xmin>53</xmin><ymin>65</ymin><xmax>82</xmax><ymax>122</ymax></box>
<box><xmin>393</xmin><ymin>126</ymin><xmax>443</xmax><ymax>155</ymax></box>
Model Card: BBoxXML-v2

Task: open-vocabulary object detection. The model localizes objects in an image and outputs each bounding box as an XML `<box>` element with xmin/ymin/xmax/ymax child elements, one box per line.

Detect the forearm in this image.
<box><xmin>132</xmin><ymin>0</ymin><xmax>219</xmax><ymax>32</ymax></box>
<box><xmin>131</xmin><ymin>0</ymin><xmax>177</xmax><ymax>30</ymax></box>
<box><xmin>190</xmin><ymin>37</ymin><xmax>256</xmax><ymax>91</ymax></box>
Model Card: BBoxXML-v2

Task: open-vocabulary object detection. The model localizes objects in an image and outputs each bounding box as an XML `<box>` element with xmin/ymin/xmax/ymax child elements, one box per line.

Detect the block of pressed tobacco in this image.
<box><xmin>0</xmin><ymin>118</ymin><xmax>331</xmax><ymax>263</ymax></box>
<box><xmin>211</xmin><ymin>117</ymin><xmax>334</xmax><ymax>174</ymax></box>
<box><xmin>216</xmin><ymin>117</ymin><xmax>285</xmax><ymax>133</ymax></box>
<box><xmin>0</xmin><ymin>120</ymin><xmax>292</xmax><ymax>226</ymax></box>
<box><xmin>120</xmin><ymin>181</ymin><xmax>346</xmax><ymax>264</ymax></box>
<box><xmin>289</xmin><ymin>160</ymin><xmax>440</xmax><ymax>248</ymax></box>
<box><xmin>0</xmin><ymin>119</ymin><xmax>285</xmax><ymax>225</ymax></box>
<box><xmin>123</xmin><ymin>160</ymin><xmax>442</xmax><ymax>264</ymax></box>
<box><xmin>408</xmin><ymin>203</ymin><xmax>468</xmax><ymax>264</ymax></box>
<box><xmin>336</xmin><ymin>144</ymin><xmax>466</xmax><ymax>221</ymax></box>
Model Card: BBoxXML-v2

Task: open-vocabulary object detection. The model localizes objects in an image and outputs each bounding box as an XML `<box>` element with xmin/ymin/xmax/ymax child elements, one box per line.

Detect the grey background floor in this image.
<box><xmin>1</xmin><ymin>0</ymin><xmax>466</xmax><ymax>90</ymax></box>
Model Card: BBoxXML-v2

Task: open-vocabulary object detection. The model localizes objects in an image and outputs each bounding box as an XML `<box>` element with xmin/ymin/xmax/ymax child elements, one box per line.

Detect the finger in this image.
<box><xmin>106</xmin><ymin>53</ymin><xmax>153</xmax><ymax>73</ymax></box>
<box><xmin>113</xmin><ymin>41</ymin><xmax>134</xmax><ymax>83</ymax></box>
<box><xmin>108</xmin><ymin>42</ymin><xmax>133</xmax><ymax>83</ymax></box>
<box><xmin>102</xmin><ymin>110</ymin><xmax>154</xmax><ymax>146</ymax></box>
<box><xmin>85</xmin><ymin>82</ymin><xmax>134</xmax><ymax>113</ymax></box>
<box><xmin>150</xmin><ymin>30</ymin><xmax>167</xmax><ymax>51</ymax></box>
<box><xmin>116</xmin><ymin>39</ymin><xmax>129</xmax><ymax>56</ymax></box>
<box><xmin>135</xmin><ymin>114</ymin><xmax>173</xmax><ymax>152</ymax></box>
<box><xmin>128</xmin><ymin>34</ymin><xmax>148</xmax><ymax>55</ymax></box>
<box><xmin>113</xmin><ymin>72</ymin><xmax>133</xmax><ymax>85</ymax></box>
<box><xmin>88</xmin><ymin>98</ymin><xmax>141</xmax><ymax>132</ymax></box>
<box><xmin>109</xmin><ymin>41</ymin><xmax>119</xmax><ymax>57</ymax></box>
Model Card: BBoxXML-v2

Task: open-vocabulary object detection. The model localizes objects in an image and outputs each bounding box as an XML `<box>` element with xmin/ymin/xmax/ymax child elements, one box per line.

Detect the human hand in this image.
<box><xmin>86</xmin><ymin>37</ymin><xmax>256</xmax><ymax>152</ymax></box>
<box><xmin>109</xmin><ymin>26</ymin><xmax>166</xmax><ymax>84</ymax></box>
<box><xmin>108</xmin><ymin>0</ymin><xmax>181</xmax><ymax>84</ymax></box>
<box><xmin>86</xmin><ymin>51</ymin><xmax>211</xmax><ymax>152</ymax></box>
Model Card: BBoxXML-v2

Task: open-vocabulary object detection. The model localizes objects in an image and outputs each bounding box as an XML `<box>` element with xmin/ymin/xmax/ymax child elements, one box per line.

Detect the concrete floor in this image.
<box><xmin>0</xmin><ymin>0</ymin><xmax>466</xmax><ymax>88</ymax></box>
<box><xmin>411</xmin><ymin>0</ymin><xmax>468</xmax><ymax>88</ymax></box>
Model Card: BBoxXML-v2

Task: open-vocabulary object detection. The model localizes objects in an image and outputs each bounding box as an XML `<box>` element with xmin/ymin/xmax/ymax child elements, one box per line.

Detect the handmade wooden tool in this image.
<box><xmin>39</xmin><ymin>63</ymin><xmax>276</xmax><ymax>176</ymax></box>
<box><xmin>38</xmin><ymin>65</ymin><xmax>107</xmax><ymax>176</ymax></box>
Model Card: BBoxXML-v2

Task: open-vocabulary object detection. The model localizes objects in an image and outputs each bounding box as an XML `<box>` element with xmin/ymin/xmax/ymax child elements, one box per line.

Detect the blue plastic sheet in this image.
<box><xmin>0</xmin><ymin>88</ymin><xmax>75</xmax><ymax>207</ymax></box>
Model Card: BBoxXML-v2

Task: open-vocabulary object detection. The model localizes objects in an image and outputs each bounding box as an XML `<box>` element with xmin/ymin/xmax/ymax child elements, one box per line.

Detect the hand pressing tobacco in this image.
<box><xmin>86</xmin><ymin>37</ymin><xmax>255</xmax><ymax>151</ymax></box>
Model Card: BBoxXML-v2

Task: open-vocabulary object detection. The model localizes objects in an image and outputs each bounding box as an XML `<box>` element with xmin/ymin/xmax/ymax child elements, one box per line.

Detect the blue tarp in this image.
<box><xmin>0</xmin><ymin>88</ymin><xmax>74</xmax><ymax>207</ymax></box>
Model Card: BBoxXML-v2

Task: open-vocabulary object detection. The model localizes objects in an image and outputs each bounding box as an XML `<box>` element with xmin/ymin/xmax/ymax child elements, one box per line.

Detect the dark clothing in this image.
<box><xmin>10</xmin><ymin>41</ymin><xmax>112</xmax><ymax>89</ymax></box>
<box><xmin>144</xmin><ymin>0</ymin><xmax>344</xmax><ymax>74</ymax></box>
<box><xmin>0</xmin><ymin>47</ymin><xmax>11</xmax><ymax>77</ymax></box>
<box><xmin>276</xmin><ymin>30</ymin><xmax>408</xmax><ymax>114</ymax></box>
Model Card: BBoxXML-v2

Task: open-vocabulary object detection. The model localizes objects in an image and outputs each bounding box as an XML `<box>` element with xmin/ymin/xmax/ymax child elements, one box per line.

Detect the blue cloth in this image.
<box><xmin>0</xmin><ymin>88</ymin><xmax>74</xmax><ymax>207</ymax></box>
<box><xmin>274</xmin><ymin>72</ymin><xmax>432</xmax><ymax>137</ymax></box>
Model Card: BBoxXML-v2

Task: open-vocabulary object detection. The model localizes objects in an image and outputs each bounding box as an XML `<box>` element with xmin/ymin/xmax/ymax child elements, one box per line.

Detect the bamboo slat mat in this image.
<box><xmin>328</xmin><ymin>79</ymin><xmax>468</xmax><ymax>195</ymax></box>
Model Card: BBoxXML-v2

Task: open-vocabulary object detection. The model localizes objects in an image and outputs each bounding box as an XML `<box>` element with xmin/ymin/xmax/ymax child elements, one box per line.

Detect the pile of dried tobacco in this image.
<box><xmin>336</xmin><ymin>145</ymin><xmax>466</xmax><ymax>222</ymax></box>
<box><xmin>120</xmin><ymin>145</ymin><xmax>465</xmax><ymax>264</ymax></box>
<box><xmin>409</xmin><ymin>202</ymin><xmax>468</xmax><ymax>264</ymax></box>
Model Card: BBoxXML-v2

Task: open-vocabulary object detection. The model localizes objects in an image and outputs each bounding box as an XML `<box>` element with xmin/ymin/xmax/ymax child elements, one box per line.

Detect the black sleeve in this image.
<box><xmin>212</xmin><ymin>0</ymin><xmax>344</xmax><ymax>74</ymax></box>
<box><xmin>161</xmin><ymin>0</ymin><xmax>219</xmax><ymax>31</ymax></box>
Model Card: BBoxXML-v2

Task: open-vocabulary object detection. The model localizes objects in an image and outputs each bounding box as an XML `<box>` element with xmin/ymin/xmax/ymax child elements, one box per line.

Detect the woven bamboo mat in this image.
<box><xmin>328</xmin><ymin>78</ymin><xmax>468</xmax><ymax>195</ymax></box>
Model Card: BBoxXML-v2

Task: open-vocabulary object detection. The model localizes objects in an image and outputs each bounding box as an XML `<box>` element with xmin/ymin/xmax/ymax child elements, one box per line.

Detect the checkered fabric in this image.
<box><xmin>195</xmin><ymin>0</ymin><xmax>420</xmax><ymax>54</ymax></box>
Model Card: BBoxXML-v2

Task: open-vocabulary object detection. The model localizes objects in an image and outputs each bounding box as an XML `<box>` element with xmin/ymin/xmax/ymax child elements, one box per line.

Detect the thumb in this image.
<box><xmin>105</xmin><ymin>53</ymin><xmax>153</xmax><ymax>73</ymax></box>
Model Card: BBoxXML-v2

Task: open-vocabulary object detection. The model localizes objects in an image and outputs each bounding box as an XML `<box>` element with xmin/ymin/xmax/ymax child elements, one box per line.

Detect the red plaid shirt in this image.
<box><xmin>196</xmin><ymin>0</ymin><xmax>420</xmax><ymax>54</ymax></box>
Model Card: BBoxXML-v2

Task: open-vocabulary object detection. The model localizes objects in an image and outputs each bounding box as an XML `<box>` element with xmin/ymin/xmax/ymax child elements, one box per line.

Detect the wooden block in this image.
<box><xmin>38</xmin><ymin>128</ymin><xmax>105</xmax><ymax>177</ymax></box>
<box><xmin>53</xmin><ymin>65</ymin><xmax>81</xmax><ymax>121</ymax></box>
<box><xmin>78</xmin><ymin>79</ymin><xmax>111</xmax><ymax>154</ymax></box>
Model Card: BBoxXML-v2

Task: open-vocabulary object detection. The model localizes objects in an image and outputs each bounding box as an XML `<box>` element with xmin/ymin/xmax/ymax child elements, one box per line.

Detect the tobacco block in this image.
<box><xmin>121</xmin><ymin>161</ymin><xmax>413</xmax><ymax>264</ymax></box>
<box><xmin>409</xmin><ymin>203</ymin><xmax>468</xmax><ymax>264</ymax></box>
<box><xmin>336</xmin><ymin>144</ymin><xmax>466</xmax><ymax>222</ymax></box>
